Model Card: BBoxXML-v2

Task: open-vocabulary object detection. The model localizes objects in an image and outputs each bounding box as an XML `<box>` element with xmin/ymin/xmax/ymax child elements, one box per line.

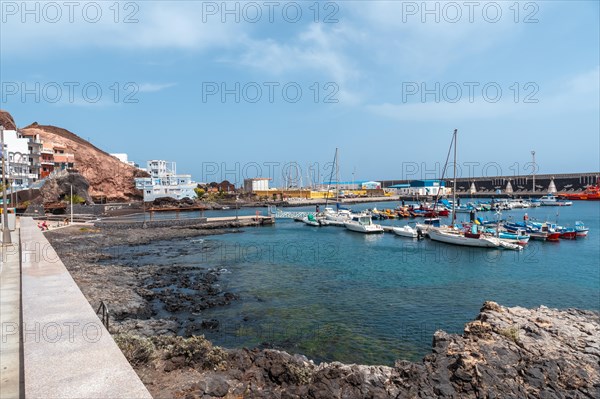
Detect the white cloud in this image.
<box><xmin>367</xmin><ymin>66</ymin><xmax>600</xmax><ymax>121</ymax></box>
<box><xmin>138</xmin><ymin>83</ymin><xmax>176</xmax><ymax>93</ymax></box>
<box><xmin>0</xmin><ymin>2</ymin><xmax>245</xmax><ymax>54</ymax></box>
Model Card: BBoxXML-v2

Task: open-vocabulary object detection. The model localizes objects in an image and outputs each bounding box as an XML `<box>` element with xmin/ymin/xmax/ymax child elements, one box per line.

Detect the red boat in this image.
<box><xmin>559</xmin><ymin>230</ymin><xmax>577</xmax><ymax>240</ymax></box>
<box><xmin>546</xmin><ymin>232</ymin><xmax>561</xmax><ymax>241</ymax></box>
<box><xmin>559</xmin><ymin>185</ymin><xmax>600</xmax><ymax>200</ymax></box>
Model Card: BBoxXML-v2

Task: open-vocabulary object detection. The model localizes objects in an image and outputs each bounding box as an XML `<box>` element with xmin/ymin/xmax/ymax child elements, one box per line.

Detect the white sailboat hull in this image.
<box><xmin>429</xmin><ymin>228</ymin><xmax>499</xmax><ymax>248</ymax></box>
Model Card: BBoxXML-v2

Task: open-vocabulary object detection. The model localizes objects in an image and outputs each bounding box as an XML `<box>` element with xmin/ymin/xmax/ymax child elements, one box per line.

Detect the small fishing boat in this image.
<box><xmin>344</xmin><ymin>215</ymin><xmax>384</xmax><ymax>234</ymax></box>
<box><xmin>539</xmin><ymin>194</ymin><xmax>573</xmax><ymax>206</ymax></box>
<box><xmin>558</xmin><ymin>227</ymin><xmax>577</xmax><ymax>240</ymax></box>
<box><xmin>498</xmin><ymin>230</ymin><xmax>530</xmax><ymax>246</ymax></box>
<box><xmin>574</xmin><ymin>221</ymin><xmax>589</xmax><ymax>237</ymax></box>
<box><xmin>302</xmin><ymin>214</ymin><xmax>322</xmax><ymax>227</ymax></box>
<box><xmin>392</xmin><ymin>225</ymin><xmax>418</xmax><ymax>238</ymax></box>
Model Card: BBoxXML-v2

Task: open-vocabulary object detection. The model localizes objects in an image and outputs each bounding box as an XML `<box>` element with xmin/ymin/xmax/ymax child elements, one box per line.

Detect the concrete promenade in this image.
<box><xmin>1</xmin><ymin>230</ymin><xmax>23</xmax><ymax>399</ymax></box>
<box><xmin>1</xmin><ymin>218</ymin><xmax>152</xmax><ymax>399</ymax></box>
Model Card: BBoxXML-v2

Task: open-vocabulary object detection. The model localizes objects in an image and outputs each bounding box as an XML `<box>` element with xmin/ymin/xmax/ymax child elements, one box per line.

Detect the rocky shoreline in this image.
<box><xmin>46</xmin><ymin>224</ymin><xmax>243</xmax><ymax>337</ymax></box>
<box><xmin>120</xmin><ymin>302</ymin><xmax>600</xmax><ymax>399</ymax></box>
<box><xmin>46</xmin><ymin>226</ymin><xmax>600</xmax><ymax>399</ymax></box>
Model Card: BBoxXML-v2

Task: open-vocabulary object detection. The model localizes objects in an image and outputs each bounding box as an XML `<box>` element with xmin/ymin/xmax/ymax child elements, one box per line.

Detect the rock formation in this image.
<box><xmin>0</xmin><ymin>109</ymin><xmax>17</xmax><ymax>130</ymax></box>
<box><xmin>0</xmin><ymin>110</ymin><xmax>149</xmax><ymax>202</ymax></box>
<box><xmin>126</xmin><ymin>301</ymin><xmax>599</xmax><ymax>399</ymax></box>
<box><xmin>22</xmin><ymin>122</ymin><xmax>148</xmax><ymax>202</ymax></box>
<box><xmin>35</xmin><ymin>170</ymin><xmax>93</xmax><ymax>205</ymax></box>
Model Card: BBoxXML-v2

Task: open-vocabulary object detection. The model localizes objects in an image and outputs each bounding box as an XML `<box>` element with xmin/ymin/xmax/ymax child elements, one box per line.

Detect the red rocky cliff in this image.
<box><xmin>1</xmin><ymin>110</ymin><xmax>148</xmax><ymax>202</ymax></box>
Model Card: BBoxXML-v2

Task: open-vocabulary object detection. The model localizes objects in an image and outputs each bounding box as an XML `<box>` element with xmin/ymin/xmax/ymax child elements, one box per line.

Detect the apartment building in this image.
<box><xmin>134</xmin><ymin>160</ymin><xmax>197</xmax><ymax>201</ymax></box>
<box><xmin>1</xmin><ymin>129</ymin><xmax>40</xmax><ymax>191</ymax></box>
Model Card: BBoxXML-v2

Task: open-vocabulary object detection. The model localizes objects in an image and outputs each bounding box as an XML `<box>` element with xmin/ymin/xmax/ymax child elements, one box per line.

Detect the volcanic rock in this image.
<box><xmin>18</xmin><ymin>117</ymin><xmax>148</xmax><ymax>201</ymax></box>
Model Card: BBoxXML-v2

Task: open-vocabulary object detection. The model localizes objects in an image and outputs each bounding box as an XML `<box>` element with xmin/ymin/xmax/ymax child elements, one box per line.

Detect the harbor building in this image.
<box><xmin>135</xmin><ymin>160</ymin><xmax>197</xmax><ymax>201</ymax></box>
<box><xmin>389</xmin><ymin>180</ymin><xmax>450</xmax><ymax>196</ymax></box>
<box><xmin>244</xmin><ymin>178</ymin><xmax>271</xmax><ymax>193</ymax></box>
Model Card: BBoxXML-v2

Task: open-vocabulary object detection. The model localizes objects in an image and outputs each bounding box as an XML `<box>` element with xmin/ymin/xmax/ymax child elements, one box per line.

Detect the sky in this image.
<box><xmin>1</xmin><ymin>0</ymin><xmax>599</xmax><ymax>186</ymax></box>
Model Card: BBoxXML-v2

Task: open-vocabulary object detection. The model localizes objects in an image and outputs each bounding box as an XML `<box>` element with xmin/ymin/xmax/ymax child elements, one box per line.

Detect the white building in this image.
<box><xmin>111</xmin><ymin>153</ymin><xmax>138</xmax><ymax>168</ymax></box>
<box><xmin>390</xmin><ymin>180</ymin><xmax>451</xmax><ymax>196</ymax></box>
<box><xmin>1</xmin><ymin>129</ymin><xmax>40</xmax><ymax>191</ymax></box>
<box><xmin>135</xmin><ymin>160</ymin><xmax>197</xmax><ymax>201</ymax></box>
<box><xmin>244</xmin><ymin>178</ymin><xmax>271</xmax><ymax>192</ymax></box>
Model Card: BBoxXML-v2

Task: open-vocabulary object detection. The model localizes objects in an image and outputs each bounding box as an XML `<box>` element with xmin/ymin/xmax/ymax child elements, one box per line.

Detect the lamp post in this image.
<box><xmin>531</xmin><ymin>150</ymin><xmax>536</xmax><ymax>194</ymax></box>
<box><xmin>142</xmin><ymin>187</ymin><xmax>147</xmax><ymax>228</ymax></box>
<box><xmin>1</xmin><ymin>125</ymin><xmax>12</xmax><ymax>244</ymax></box>
<box><xmin>70</xmin><ymin>183</ymin><xmax>74</xmax><ymax>224</ymax></box>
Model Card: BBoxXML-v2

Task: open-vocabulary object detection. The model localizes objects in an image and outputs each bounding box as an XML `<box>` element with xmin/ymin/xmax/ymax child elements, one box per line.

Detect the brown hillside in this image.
<box><xmin>0</xmin><ymin>110</ymin><xmax>17</xmax><ymax>130</ymax></box>
<box><xmin>1</xmin><ymin>111</ymin><xmax>148</xmax><ymax>202</ymax></box>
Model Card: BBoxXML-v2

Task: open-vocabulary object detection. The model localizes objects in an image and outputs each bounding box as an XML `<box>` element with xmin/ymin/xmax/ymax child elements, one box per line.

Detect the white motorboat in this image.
<box><xmin>392</xmin><ymin>225</ymin><xmax>418</xmax><ymax>238</ymax></box>
<box><xmin>428</xmin><ymin>227</ymin><xmax>500</xmax><ymax>248</ymax></box>
<box><xmin>344</xmin><ymin>215</ymin><xmax>384</xmax><ymax>234</ymax></box>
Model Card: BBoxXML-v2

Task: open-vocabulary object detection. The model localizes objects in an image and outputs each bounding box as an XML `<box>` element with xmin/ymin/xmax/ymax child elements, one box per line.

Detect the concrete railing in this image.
<box><xmin>19</xmin><ymin>217</ymin><xmax>152</xmax><ymax>399</ymax></box>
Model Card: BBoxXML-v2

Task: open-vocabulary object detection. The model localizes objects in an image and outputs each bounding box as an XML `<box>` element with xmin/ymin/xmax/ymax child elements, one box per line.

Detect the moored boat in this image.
<box><xmin>344</xmin><ymin>215</ymin><xmax>384</xmax><ymax>234</ymax></box>
<box><xmin>574</xmin><ymin>221</ymin><xmax>589</xmax><ymax>237</ymax></box>
<box><xmin>559</xmin><ymin>185</ymin><xmax>600</xmax><ymax>200</ymax></box>
<box><xmin>392</xmin><ymin>225</ymin><xmax>418</xmax><ymax>238</ymax></box>
<box><xmin>428</xmin><ymin>227</ymin><xmax>500</xmax><ymax>248</ymax></box>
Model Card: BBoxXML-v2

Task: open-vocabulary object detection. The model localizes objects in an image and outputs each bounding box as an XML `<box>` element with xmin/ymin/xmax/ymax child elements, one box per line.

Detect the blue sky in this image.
<box><xmin>1</xmin><ymin>1</ymin><xmax>598</xmax><ymax>186</ymax></box>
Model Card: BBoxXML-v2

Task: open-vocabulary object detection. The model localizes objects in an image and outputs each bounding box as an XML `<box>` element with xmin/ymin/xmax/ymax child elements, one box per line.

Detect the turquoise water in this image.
<box><xmin>148</xmin><ymin>201</ymin><xmax>600</xmax><ymax>365</ymax></box>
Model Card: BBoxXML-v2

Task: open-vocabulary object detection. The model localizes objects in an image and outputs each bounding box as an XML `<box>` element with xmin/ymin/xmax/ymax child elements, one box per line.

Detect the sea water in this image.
<box><xmin>138</xmin><ymin>201</ymin><xmax>600</xmax><ymax>365</ymax></box>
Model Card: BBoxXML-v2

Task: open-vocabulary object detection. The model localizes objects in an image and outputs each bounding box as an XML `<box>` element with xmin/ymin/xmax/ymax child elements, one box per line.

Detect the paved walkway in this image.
<box><xmin>0</xmin><ymin>229</ymin><xmax>23</xmax><ymax>399</ymax></box>
<box><xmin>19</xmin><ymin>217</ymin><xmax>152</xmax><ymax>398</ymax></box>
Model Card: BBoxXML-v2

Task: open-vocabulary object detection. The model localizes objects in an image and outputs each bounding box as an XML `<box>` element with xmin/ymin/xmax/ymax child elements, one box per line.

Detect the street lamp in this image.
<box><xmin>1</xmin><ymin>125</ymin><xmax>12</xmax><ymax>244</ymax></box>
<box><xmin>70</xmin><ymin>183</ymin><xmax>74</xmax><ymax>224</ymax></box>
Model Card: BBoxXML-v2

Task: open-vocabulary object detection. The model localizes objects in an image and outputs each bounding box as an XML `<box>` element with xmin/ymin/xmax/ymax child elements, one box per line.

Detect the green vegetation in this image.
<box><xmin>195</xmin><ymin>187</ymin><xmax>206</xmax><ymax>198</ymax></box>
<box><xmin>113</xmin><ymin>334</ymin><xmax>228</xmax><ymax>370</ymax></box>
<box><xmin>152</xmin><ymin>335</ymin><xmax>228</xmax><ymax>370</ymax></box>
<box><xmin>113</xmin><ymin>334</ymin><xmax>156</xmax><ymax>367</ymax></box>
<box><xmin>65</xmin><ymin>194</ymin><xmax>86</xmax><ymax>204</ymax></box>
<box><xmin>499</xmin><ymin>325</ymin><xmax>520</xmax><ymax>343</ymax></box>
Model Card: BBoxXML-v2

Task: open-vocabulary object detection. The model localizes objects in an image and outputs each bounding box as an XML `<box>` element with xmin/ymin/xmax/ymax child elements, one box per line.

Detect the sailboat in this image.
<box><xmin>323</xmin><ymin>148</ymin><xmax>356</xmax><ymax>223</ymax></box>
<box><xmin>427</xmin><ymin>130</ymin><xmax>505</xmax><ymax>249</ymax></box>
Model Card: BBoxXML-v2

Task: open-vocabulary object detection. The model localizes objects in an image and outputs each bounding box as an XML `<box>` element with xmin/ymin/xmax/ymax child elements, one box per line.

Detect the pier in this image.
<box><xmin>0</xmin><ymin>218</ymin><xmax>152</xmax><ymax>399</ymax></box>
<box><xmin>381</xmin><ymin>172</ymin><xmax>600</xmax><ymax>195</ymax></box>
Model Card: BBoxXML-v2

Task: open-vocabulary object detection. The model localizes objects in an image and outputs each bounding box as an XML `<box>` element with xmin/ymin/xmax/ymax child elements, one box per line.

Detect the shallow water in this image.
<box><xmin>119</xmin><ymin>200</ymin><xmax>600</xmax><ymax>365</ymax></box>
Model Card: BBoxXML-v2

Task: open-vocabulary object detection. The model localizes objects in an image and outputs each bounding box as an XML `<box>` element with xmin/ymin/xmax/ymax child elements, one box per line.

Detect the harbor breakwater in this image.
<box><xmin>43</xmin><ymin>224</ymin><xmax>600</xmax><ymax>398</ymax></box>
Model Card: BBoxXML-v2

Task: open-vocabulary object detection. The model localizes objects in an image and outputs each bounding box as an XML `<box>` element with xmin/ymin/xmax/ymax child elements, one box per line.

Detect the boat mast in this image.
<box><xmin>336</xmin><ymin>149</ymin><xmax>340</xmax><ymax>204</ymax></box>
<box><xmin>325</xmin><ymin>148</ymin><xmax>338</xmax><ymax>208</ymax></box>
<box><xmin>452</xmin><ymin>129</ymin><xmax>458</xmax><ymax>226</ymax></box>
